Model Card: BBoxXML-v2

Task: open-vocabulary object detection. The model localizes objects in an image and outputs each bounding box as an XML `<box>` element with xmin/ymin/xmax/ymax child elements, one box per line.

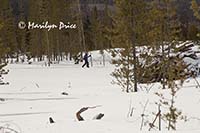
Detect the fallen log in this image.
<box><xmin>93</xmin><ymin>113</ymin><xmax>104</xmax><ymax>120</ymax></box>
<box><xmin>76</xmin><ymin>107</ymin><xmax>89</xmax><ymax>121</ymax></box>
<box><xmin>76</xmin><ymin>105</ymin><xmax>104</xmax><ymax>121</ymax></box>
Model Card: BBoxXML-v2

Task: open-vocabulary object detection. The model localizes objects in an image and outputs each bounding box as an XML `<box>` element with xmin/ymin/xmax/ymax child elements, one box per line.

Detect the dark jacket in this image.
<box><xmin>83</xmin><ymin>53</ymin><xmax>91</xmax><ymax>61</ymax></box>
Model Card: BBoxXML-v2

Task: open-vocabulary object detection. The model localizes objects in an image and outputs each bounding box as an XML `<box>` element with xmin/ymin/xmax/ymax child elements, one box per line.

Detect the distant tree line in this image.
<box><xmin>0</xmin><ymin>0</ymin><xmax>199</xmax><ymax>64</ymax></box>
<box><xmin>0</xmin><ymin>0</ymin><xmax>111</xmax><ymax>65</ymax></box>
<box><xmin>0</xmin><ymin>0</ymin><xmax>200</xmax><ymax>87</ymax></box>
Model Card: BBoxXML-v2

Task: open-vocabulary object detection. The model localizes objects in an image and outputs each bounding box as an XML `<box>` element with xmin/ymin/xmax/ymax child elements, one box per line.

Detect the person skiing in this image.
<box><xmin>82</xmin><ymin>52</ymin><xmax>91</xmax><ymax>68</ymax></box>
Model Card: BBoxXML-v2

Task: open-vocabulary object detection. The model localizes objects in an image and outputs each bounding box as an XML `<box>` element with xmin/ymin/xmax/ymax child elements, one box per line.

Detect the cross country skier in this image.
<box><xmin>82</xmin><ymin>52</ymin><xmax>91</xmax><ymax>68</ymax></box>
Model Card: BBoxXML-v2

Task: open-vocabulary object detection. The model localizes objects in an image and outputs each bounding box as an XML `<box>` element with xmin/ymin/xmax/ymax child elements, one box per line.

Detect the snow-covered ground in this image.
<box><xmin>0</xmin><ymin>52</ymin><xmax>200</xmax><ymax>133</ymax></box>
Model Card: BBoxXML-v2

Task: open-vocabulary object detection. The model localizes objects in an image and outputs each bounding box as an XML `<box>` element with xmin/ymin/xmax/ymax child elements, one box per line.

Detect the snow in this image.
<box><xmin>0</xmin><ymin>50</ymin><xmax>200</xmax><ymax>132</ymax></box>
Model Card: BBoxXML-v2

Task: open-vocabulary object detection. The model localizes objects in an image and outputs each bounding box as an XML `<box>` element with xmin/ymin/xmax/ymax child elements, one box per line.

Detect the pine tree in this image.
<box><xmin>0</xmin><ymin>21</ymin><xmax>7</xmax><ymax>62</ymax></box>
<box><xmin>28</xmin><ymin>0</ymin><xmax>41</xmax><ymax>60</ymax></box>
<box><xmin>159</xmin><ymin>0</ymin><xmax>184</xmax><ymax>88</ymax></box>
<box><xmin>111</xmin><ymin>48</ymin><xmax>135</xmax><ymax>93</ymax></box>
<box><xmin>191</xmin><ymin>0</ymin><xmax>200</xmax><ymax>39</ymax></box>
<box><xmin>100</xmin><ymin>1</ymin><xmax>113</xmax><ymax>66</ymax></box>
<box><xmin>150</xmin><ymin>0</ymin><xmax>189</xmax><ymax>130</ymax></box>
<box><xmin>111</xmin><ymin>0</ymin><xmax>149</xmax><ymax>92</ymax></box>
<box><xmin>0</xmin><ymin>20</ymin><xmax>9</xmax><ymax>85</ymax></box>
<box><xmin>65</xmin><ymin>0</ymin><xmax>85</xmax><ymax>59</ymax></box>
<box><xmin>187</xmin><ymin>23</ymin><xmax>200</xmax><ymax>40</ymax></box>
<box><xmin>138</xmin><ymin>0</ymin><xmax>189</xmax><ymax>86</ymax></box>
<box><xmin>90</xmin><ymin>6</ymin><xmax>102</xmax><ymax>50</ymax></box>
<box><xmin>0</xmin><ymin>0</ymin><xmax>17</xmax><ymax>60</ymax></box>
<box><xmin>76</xmin><ymin>0</ymin><xmax>86</xmax><ymax>53</ymax></box>
<box><xmin>16</xmin><ymin>0</ymin><xmax>28</xmax><ymax>62</ymax></box>
<box><xmin>191</xmin><ymin>0</ymin><xmax>200</xmax><ymax>20</ymax></box>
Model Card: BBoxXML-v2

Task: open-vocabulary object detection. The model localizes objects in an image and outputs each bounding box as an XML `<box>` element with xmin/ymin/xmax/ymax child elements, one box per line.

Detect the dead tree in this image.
<box><xmin>149</xmin><ymin>105</ymin><xmax>161</xmax><ymax>131</ymax></box>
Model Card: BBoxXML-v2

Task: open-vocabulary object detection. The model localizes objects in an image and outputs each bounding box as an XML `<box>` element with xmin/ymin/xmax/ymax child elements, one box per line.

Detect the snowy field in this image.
<box><xmin>0</xmin><ymin>54</ymin><xmax>200</xmax><ymax>132</ymax></box>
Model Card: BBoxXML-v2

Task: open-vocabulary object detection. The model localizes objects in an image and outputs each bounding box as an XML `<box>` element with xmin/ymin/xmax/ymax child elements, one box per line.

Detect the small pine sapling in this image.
<box><xmin>155</xmin><ymin>83</ymin><xmax>187</xmax><ymax>131</ymax></box>
<box><xmin>111</xmin><ymin>48</ymin><xmax>135</xmax><ymax>93</ymax></box>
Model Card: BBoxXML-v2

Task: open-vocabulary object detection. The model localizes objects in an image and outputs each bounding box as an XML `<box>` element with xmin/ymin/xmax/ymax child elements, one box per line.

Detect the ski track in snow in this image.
<box><xmin>0</xmin><ymin>112</ymin><xmax>53</xmax><ymax>117</ymax></box>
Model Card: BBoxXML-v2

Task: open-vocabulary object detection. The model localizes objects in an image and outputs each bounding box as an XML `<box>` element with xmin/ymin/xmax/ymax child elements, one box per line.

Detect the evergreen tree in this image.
<box><xmin>191</xmin><ymin>0</ymin><xmax>200</xmax><ymax>40</ymax></box>
<box><xmin>139</xmin><ymin>0</ymin><xmax>188</xmax><ymax>87</ymax></box>
<box><xmin>191</xmin><ymin>0</ymin><xmax>200</xmax><ymax>20</ymax></box>
<box><xmin>187</xmin><ymin>23</ymin><xmax>200</xmax><ymax>41</ymax></box>
<box><xmin>90</xmin><ymin>6</ymin><xmax>102</xmax><ymax>50</ymax></box>
<box><xmin>0</xmin><ymin>20</ymin><xmax>9</xmax><ymax>85</ymax></box>
<box><xmin>16</xmin><ymin>0</ymin><xmax>28</xmax><ymax>61</ymax></box>
<box><xmin>157</xmin><ymin>0</ymin><xmax>184</xmax><ymax>88</ymax></box>
<box><xmin>149</xmin><ymin>0</ymin><xmax>190</xmax><ymax>130</ymax></box>
<box><xmin>0</xmin><ymin>0</ymin><xmax>17</xmax><ymax>60</ymax></box>
<box><xmin>76</xmin><ymin>0</ymin><xmax>86</xmax><ymax>53</ymax></box>
<box><xmin>100</xmin><ymin>1</ymin><xmax>113</xmax><ymax>66</ymax></box>
<box><xmin>111</xmin><ymin>0</ymin><xmax>149</xmax><ymax>92</ymax></box>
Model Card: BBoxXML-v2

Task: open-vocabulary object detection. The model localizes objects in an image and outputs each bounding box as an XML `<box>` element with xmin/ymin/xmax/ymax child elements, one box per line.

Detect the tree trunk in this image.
<box><xmin>45</xmin><ymin>30</ymin><xmax>50</xmax><ymax>66</ymax></box>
